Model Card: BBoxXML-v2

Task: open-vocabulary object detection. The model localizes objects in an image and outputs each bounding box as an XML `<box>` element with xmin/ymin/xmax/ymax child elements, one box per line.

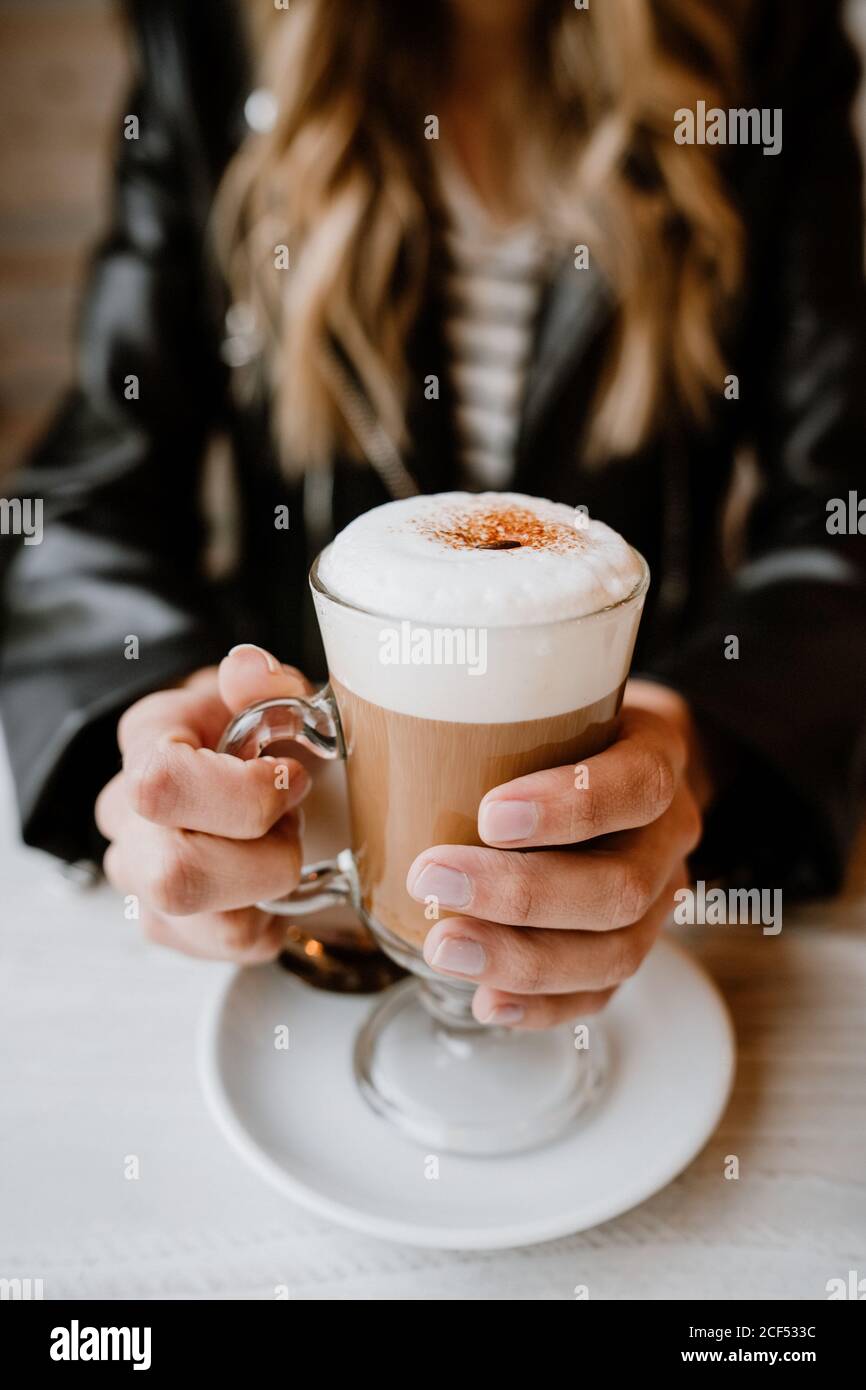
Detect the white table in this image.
<box><xmin>1</xmin><ymin>747</ymin><xmax>864</xmax><ymax>1301</ymax></box>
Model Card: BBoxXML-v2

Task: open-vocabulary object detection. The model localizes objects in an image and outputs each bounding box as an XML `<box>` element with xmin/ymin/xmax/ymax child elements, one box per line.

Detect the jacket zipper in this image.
<box><xmin>324</xmin><ymin>350</ymin><xmax>420</xmax><ymax>501</ymax></box>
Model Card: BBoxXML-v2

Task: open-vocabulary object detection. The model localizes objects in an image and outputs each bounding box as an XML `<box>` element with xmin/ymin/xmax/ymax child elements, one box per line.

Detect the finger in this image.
<box><xmin>95</xmin><ymin>772</ymin><xmax>128</xmax><ymax>841</ymax></box>
<box><xmin>470</xmin><ymin>986</ymin><xmax>618</xmax><ymax>1030</ymax></box>
<box><xmin>409</xmin><ymin>790</ymin><xmax>700</xmax><ymax>930</ymax></box>
<box><xmin>123</xmin><ymin>735</ymin><xmax>312</xmax><ymax>837</ymax></box>
<box><xmin>118</xmin><ymin>683</ymin><xmax>230</xmax><ymax>758</ymax></box>
<box><xmin>103</xmin><ymin>812</ymin><xmax>302</xmax><ymax>916</ymax></box>
<box><xmin>465</xmin><ymin>866</ymin><xmax>687</xmax><ymax>1026</ymax></box>
<box><xmin>477</xmin><ymin>704</ymin><xmax>688</xmax><ymax>848</ymax></box>
<box><xmin>217</xmin><ymin>644</ymin><xmax>313</xmax><ymax>713</ymax></box>
<box><xmin>140</xmin><ymin>907</ymin><xmax>287</xmax><ymax>963</ymax></box>
<box><xmin>181</xmin><ymin>666</ymin><xmax>220</xmax><ymax>694</ymax></box>
<box><xmin>422</xmin><ymin>902</ymin><xmax>664</xmax><ymax>994</ymax></box>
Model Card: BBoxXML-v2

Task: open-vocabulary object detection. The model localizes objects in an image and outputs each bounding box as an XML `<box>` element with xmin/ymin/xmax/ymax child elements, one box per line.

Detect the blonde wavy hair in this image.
<box><xmin>217</xmin><ymin>0</ymin><xmax>748</xmax><ymax>472</ymax></box>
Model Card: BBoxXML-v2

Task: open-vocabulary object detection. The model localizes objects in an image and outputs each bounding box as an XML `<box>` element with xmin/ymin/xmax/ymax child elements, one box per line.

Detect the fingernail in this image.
<box><xmin>429</xmin><ymin>936</ymin><xmax>486</xmax><ymax>977</ymax></box>
<box><xmin>409</xmin><ymin>863</ymin><xmax>472</xmax><ymax>909</ymax></box>
<box><xmin>481</xmin><ymin>1003</ymin><xmax>525</xmax><ymax>1027</ymax></box>
<box><xmin>228</xmin><ymin>643</ymin><xmax>280</xmax><ymax>673</ymax></box>
<box><xmin>478</xmin><ymin>799</ymin><xmax>538</xmax><ymax>842</ymax></box>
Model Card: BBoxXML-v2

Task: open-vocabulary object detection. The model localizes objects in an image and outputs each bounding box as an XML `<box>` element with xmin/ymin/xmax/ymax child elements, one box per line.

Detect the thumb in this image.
<box><xmin>218</xmin><ymin>644</ymin><xmax>313</xmax><ymax>714</ymax></box>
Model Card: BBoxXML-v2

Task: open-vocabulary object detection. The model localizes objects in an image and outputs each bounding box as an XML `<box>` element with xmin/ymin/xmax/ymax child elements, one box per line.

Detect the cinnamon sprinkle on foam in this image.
<box><xmin>411</xmin><ymin>504</ymin><xmax>584</xmax><ymax>554</ymax></box>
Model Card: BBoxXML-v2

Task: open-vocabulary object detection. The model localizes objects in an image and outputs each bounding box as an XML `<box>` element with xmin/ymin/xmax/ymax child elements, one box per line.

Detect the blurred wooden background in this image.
<box><xmin>0</xmin><ymin>0</ymin><xmax>128</xmax><ymax>476</ymax></box>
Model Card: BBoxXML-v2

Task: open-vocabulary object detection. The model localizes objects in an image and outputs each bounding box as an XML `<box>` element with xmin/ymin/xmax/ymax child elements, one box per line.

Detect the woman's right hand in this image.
<box><xmin>96</xmin><ymin>645</ymin><xmax>314</xmax><ymax>961</ymax></box>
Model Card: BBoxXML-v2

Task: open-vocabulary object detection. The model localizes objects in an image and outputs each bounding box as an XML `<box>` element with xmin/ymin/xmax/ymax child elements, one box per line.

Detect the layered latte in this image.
<box><xmin>315</xmin><ymin>493</ymin><xmax>647</xmax><ymax>950</ymax></box>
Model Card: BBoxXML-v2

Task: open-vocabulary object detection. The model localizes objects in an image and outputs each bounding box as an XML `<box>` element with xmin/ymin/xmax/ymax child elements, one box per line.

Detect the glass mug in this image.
<box><xmin>218</xmin><ymin>548</ymin><xmax>649</xmax><ymax>1155</ymax></box>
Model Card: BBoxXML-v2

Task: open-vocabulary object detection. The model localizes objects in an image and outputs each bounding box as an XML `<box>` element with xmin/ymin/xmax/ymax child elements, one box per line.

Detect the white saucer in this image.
<box><xmin>197</xmin><ymin>936</ymin><xmax>734</xmax><ymax>1250</ymax></box>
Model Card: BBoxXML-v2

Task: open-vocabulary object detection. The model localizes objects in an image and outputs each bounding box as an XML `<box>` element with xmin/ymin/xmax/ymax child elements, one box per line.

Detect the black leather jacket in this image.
<box><xmin>2</xmin><ymin>0</ymin><xmax>865</xmax><ymax>895</ymax></box>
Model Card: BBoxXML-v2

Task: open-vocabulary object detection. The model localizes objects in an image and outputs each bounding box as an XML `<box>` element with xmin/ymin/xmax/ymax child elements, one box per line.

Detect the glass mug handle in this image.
<box><xmin>216</xmin><ymin>685</ymin><xmax>355</xmax><ymax>917</ymax></box>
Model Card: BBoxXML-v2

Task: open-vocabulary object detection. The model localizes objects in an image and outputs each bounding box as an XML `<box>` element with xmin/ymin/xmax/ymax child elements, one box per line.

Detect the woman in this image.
<box><xmin>1</xmin><ymin>0</ymin><xmax>865</xmax><ymax>1029</ymax></box>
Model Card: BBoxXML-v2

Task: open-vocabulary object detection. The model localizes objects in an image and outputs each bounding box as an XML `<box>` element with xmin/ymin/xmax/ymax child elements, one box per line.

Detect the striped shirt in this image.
<box><xmin>438</xmin><ymin>151</ymin><xmax>547</xmax><ymax>489</ymax></box>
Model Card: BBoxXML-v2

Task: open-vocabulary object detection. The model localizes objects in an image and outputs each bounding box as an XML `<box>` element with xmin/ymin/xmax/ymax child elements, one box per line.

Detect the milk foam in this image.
<box><xmin>315</xmin><ymin>493</ymin><xmax>648</xmax><ymax>721</ymax></box>
<box><xmin>318</xmin><ymin>492</ymin><xmax>642</xmax><ymax>625</ymax></box>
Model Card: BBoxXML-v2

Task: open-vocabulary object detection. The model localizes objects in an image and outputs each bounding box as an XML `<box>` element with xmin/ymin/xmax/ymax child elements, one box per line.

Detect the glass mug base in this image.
<box><xmin>354</xmin><ymin>980</ymin><xmax>607</xmax><ymax>1159</ymax></box>
<box><xmin>350</xmin><ymin>910</ymin><xmax>607</xmax><ymax>1156</ymax></box>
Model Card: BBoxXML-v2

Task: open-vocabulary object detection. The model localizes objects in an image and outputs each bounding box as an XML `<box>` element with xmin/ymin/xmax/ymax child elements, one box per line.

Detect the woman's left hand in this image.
<box><xmin>407</xmin><ymin>680</ymin><xmax>710</xmax><ymax>1029</ymax></box>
